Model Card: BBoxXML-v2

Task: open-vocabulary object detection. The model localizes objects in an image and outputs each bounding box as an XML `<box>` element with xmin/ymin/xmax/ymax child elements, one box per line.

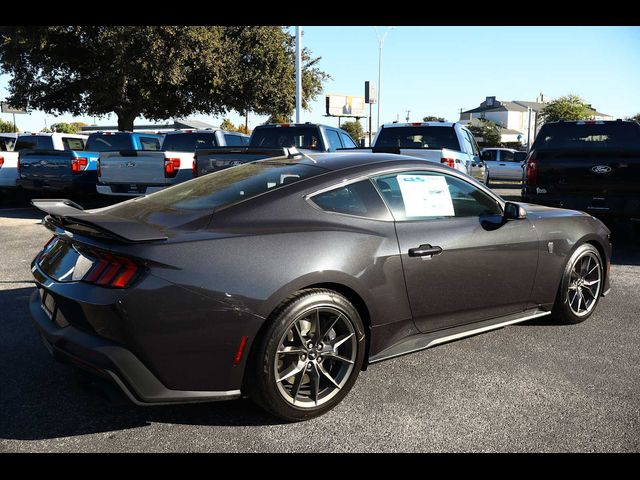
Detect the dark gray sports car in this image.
<box><xmin>28</xmin><ymin>152</ymin><xmax>612</xmax><ymax>421</ymax></box>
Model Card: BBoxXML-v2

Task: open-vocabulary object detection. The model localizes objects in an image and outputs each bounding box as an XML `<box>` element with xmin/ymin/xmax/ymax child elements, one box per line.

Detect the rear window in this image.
<box><xmin>250</xmin><ymin>127</ymin><xmax>323</xmax><ymax>150</ymax></box>
<box><xmin>0</xmin><ymin>136</ymin><xmax>15</xmax><ymax>151</ymax></box>
<box><xmin>375</xmin><ymin>126</ymin><xmax>460</xmax><ymax>151</ymax></box>
<box><xmin>223</xmin><ymin>134</ymin><xmax>246</xmax><ymax>147</ymax></box>
<box><xmin>62</xmin><ymin>137</ymin><xmax>86</xmax><ymax>151</ymax></box>
<box><xmin>162</xmin><ymin>132</ymin><xmax>218</xmax><ymax>152</ymax></box>
<box><xmin>128</xmin><ymin>161</ymin><xmax>325</xmax><ymax>212</ymax></box>
<box><xmin>533</xmin><ymin>122</ymin><xmax>640</xmax><ymax>151</ymax></box>
<box><xmin>86</xmin><ymin>134</ymin><xmax>134</xmax><ymax>152</ymax></box>
<box><xmin>14</xmin><ymin>135</ymin><xmax>54</xmax><ymax>150</ymax></box>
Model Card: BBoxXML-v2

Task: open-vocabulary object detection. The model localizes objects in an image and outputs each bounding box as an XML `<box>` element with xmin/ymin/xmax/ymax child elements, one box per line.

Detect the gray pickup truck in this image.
<box><xmin>194</xmin><ymin>123</ymin><xmax>358</xmax><ymax>177</ymax></box>
<box><xmin>97</xmin><ymin>129</ymin><xmax>249</xmax><ymax>196</ymax></box>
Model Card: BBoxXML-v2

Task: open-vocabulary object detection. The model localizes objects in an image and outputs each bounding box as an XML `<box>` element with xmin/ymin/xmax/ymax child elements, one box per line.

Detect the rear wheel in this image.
<box><xmin>246</xmin><ymin>289</ymin><xmax>366</xmax><ymax>421</ymax></box>
<box><xmin>551</xmin><ymin>244</ymin><xmax>603</xmax><ymax>324</ymax></box>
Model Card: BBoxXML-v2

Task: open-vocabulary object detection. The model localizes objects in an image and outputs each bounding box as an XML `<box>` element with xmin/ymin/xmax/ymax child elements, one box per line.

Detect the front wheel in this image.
<box><xmin>551</xmin><ymin>244</ymin><xmax>604</xmax><ymax>324</ymax></box>
<box><xmin>245</xmin><ymin>289</ymin><xmax>366</xmax><ymax>421</ymax></box>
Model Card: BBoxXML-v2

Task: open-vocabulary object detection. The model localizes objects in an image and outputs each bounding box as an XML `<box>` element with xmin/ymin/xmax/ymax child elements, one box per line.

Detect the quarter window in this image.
<box><xmin>310</xmin><ymin>180</ymin><xmax>389</xmax><ymax>219</ymax></box>
<box><xmin>373</xmin><ymin>171</ymin><xmax>502</xmax><ymax>220</ymax></box>
<box><xmin>62</xmin><ymin>137</ymin><xmax>85</xmax><ymax>151</ymax></box>
<box><xmin>325</xmin><ymin>130</ymin><xmax>343</xmax><ymax>151</ymax></box>
<box><xmin>140</xmin><ymin>137</ymin><xmax>161</xmax><ymax>150</ymax></box>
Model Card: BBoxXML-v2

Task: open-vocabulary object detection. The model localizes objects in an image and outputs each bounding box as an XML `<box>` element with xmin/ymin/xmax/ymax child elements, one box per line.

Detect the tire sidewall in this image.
<box><xmin>249</xmin><ymin>289</ymin><xmax>366</xmax><ymax>421</ymax></box>
<box><xmin>557</xmin><ymin>244</ymin><xmax>603</xmax><ymax>324</ymax></box>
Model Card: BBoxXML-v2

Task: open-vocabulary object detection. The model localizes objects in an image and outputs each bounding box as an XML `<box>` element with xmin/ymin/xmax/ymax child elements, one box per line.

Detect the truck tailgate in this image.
<box><xmin>536</xmin><ymin>150</ymin><xmax>640</xmax><ymax>195</ymax></box>
<box><xmin>99</xmin><ymin>151</ymin><xmax>170</xmax><ymax>185</ymax></box>
<box><xmin>19</xmin><ymin>150</ymin><xmax>73</xmax><ymax>179</ymax></box>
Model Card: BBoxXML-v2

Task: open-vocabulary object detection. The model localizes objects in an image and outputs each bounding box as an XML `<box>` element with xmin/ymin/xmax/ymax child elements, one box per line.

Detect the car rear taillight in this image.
<box><xmin>441</xmin><ymin>157</ymin><xmax>456</xmax><ymax>168</ymax></box>
<box><xmin>82</xmin><ymin>250</ymin><xmax>141</xmax><ymax>289</ymax></box>
<box><xmin>71</xmin><ymin>157</ymin><xmax>88</xmax><ymax>174</ymax></box>
<box><xmin>525</xmin><ymin>157</ymin><xmax>538</xmax><ymax>186</ymax></box>
<box><xmin>0</xmin><ymin>156</ymin><xmax>4</xmax><ymax>169</ymax></box>
<box><xmin>164</xmin><ymin>157</ymin><xmax>180</xmax><ymax>178</ymax></box>
<box><xmin>192</xmin><ymin>159</ymin><xmax>198</xmax><ymax>178</ymax></box>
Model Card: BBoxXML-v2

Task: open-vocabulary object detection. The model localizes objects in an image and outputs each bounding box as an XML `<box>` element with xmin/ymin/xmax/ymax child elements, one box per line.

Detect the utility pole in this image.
<box><xmin>374</xmin><ymin>26</ymin><xmax>395</xmax><ymax>130</ymax></box>
<box><xmin>295</xmin><ymin>26</ymin><xmax>302</xmax><ymax>124</ymax></box>
<box><xmin>405</xmin><ymin>110</ymin><xmax>411</xmax><ymax>122</ymax></box>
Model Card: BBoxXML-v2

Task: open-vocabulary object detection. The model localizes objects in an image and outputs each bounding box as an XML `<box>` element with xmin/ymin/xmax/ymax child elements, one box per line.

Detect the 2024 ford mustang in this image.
<box><xmin>28</xmin><ymin>153</ymin><xmax>611</xmax><ymax>421</ymax></box>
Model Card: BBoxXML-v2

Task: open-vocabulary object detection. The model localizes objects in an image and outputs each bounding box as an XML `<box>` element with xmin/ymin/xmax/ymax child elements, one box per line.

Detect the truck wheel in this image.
<box><xmin>551</xmin><ymin>244</ymin><xmax>603</xmax><ymax>324</ymax></box>
<box><xmin>245</xmin><ymin>289</ymin><xmax>366</xmax><ymax>422</ymax></box>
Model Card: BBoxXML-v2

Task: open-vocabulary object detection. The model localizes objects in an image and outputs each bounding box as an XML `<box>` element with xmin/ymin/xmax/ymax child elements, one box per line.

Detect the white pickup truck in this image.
<box><xmin>0</xmin><ymin>132</ymin><xmax>87</xmax><ymax>193</ymax></box>
<box><xmin>370</xmin><ymin>122</ymin><xmax>486</xmax><ymax>183</ymax></box>
<box><xmin>96</xmin><ymin>128</ymin><xmax>249</xmax><ymax>196</ymax></box>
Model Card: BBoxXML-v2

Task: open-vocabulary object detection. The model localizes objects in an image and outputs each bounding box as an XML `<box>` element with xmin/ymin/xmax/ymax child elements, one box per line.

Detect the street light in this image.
<box><xmin>374</xmin><ymin>26</ymin><xmax>395</xmax><ymax>130</ymax></box>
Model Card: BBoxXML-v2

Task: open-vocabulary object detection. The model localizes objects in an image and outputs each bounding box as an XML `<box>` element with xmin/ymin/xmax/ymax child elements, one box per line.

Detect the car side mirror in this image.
<box><xmin>504</xmin><ymin>201</ymin><xmax>527</xmax><ymax>220</ymax></box>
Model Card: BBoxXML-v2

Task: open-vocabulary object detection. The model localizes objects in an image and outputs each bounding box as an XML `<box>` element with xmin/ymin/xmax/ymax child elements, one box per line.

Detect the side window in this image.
<box><xmin>460</xmin><ymin>130</ymin><xmax>474</xmax><ymax>155</ymax></box>
<box><xmin>325</xmin><ymin>129</ymin><xmax>343</xmax><ymax>151</ymax></box>
<box><xmin>339</xmin><ymin>132</ymin><xmax>357</xmax><ymax>148</ymax></box>
<box><xmin>62</xmin><ymin>137</ymin><xmax>85</xmax><ymax>151</ymax></box>
<box><xmin>469</xmin><ymin>132</ymin><xmax>482</xmax><ymax>157</ymax></box>
<box><xmin>310</xmin><ymin>180</ymin><xmax>389</xmax><ymax>219</ymax></box>
<box><xmin>140</xmin><ymin>137</ymin><xmax>160</xmax><ymax>150</ymax></box>
<box><xmin>501</xmin><ymin>150</ymin><xmax>515</xmax><ymax>162</ymax></box>
<box><xmin>481</xmin><ymin>150</ymin><xmax>496</xmax><ymax>161</ymax></box>
<box><xmin>224</xmin><ymin>134</ymin><xmax>245</xmax><ymax>146</ymax></box>
<box><xmin>241</xmin><ymin>136</ymin><xmax>250</xmax><ymax>146</ymax></box>
<box><xmin>373</xmin><ymin>171</ymin><xmax>502</xmax><ymax>221</ymax></box>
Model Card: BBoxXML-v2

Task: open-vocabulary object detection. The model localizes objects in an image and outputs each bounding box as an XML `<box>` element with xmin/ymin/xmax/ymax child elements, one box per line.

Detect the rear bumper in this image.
<box><xmin>96</xmin><ymin>183</ymin><xmax>168</xmax><ymax>196</ymax></box>
<box><xmin>523</xmin><ymin>191</ymin><xmax>640</xmax><ymax>219</ymax></box>
<box><xmin>17</xmin><ymin>171</ymin><xmax>98</xmax><ymax>193</ymax></box>
<box><xmin>29</xmin><ymin>289</ymin><xmax>242</xmax><ymax>405</ymax></box>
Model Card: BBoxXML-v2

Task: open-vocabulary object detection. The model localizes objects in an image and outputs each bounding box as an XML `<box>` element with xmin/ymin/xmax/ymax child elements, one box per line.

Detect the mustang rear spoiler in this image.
<box><xmin>31</xmin><ymin>199</ymin><xmax>168</xmax><ymax>243</ymax></box>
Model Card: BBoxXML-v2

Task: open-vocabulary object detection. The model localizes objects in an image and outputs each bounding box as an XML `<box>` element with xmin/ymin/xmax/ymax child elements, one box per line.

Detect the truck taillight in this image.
<box><xmin>525</xmin><ymin>157</ymin><xmax>538</xmax><ymax>186</ymax></box>
<box><xmin>192</xmin><ymin>159</ymin><xmax>198</xmax><ymax>178</ymax></box>
<box><xmin>82</xmin><ymin>251</ymin><xmax>140</xmax><ymax>289</ymax></box>
<box><xmin>165</xmin><ymin>158</ymin><xmax>180</xmax><ymax>178</ymax></box>
<box><xmin>441</xmin><ymin>157</ymin><xmax>455</xmax><ymax>168</ymax></box>
<box><xmin>71</xmin><ymin>157</ymin><xmax>88</xmax><ymax>174</ymax></box>
<box><xmin>0</xmin><ymin>156</ymin><xmax>4</xmax><ymax>169</ymax></box>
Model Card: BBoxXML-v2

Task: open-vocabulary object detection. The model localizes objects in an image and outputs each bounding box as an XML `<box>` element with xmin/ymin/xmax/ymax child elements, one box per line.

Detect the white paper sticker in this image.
<box><xmin>397</xmin><ymin>174</ymin><xmax>455</xmax><ymax>217</ymax></box>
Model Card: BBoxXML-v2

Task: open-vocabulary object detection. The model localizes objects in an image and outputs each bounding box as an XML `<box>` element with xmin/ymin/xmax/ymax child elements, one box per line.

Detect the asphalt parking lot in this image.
<box><xmin>1</xmin><ymin>184</ymin><xmax>639</xmax><ymax>452</ymax></box>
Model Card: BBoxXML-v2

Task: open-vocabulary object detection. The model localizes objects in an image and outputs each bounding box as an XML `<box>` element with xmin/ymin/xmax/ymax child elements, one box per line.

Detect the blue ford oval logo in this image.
<box><xmin>591</xmin><ymin>165</ymin><xmax>612</xmax><ymax>174</ymax></box>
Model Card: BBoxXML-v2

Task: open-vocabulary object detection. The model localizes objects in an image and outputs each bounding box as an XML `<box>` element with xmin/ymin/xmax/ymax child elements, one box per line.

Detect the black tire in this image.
<box><xmin>551</xmin><ymin>243</ymin><xmax>603</xmax><ymax>324</ymax></box>
<box><xmin>245</xmin><ymin>288</ymin><xmax>366</xmax><ymax>422</ymax></box>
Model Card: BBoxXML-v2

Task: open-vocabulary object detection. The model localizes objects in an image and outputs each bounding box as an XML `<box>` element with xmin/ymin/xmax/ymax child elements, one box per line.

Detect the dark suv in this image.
<box><xmin>522</xmin><ymin>120</ymin><xmax>640</xmax><ymax>220</ymax></box>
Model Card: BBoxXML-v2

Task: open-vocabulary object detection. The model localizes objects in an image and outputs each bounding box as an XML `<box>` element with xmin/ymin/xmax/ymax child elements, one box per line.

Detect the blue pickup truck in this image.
<box><xmin>17</xmin><ymin>131</ymin><xmax>163</xmax><ymax>196</ymax></box>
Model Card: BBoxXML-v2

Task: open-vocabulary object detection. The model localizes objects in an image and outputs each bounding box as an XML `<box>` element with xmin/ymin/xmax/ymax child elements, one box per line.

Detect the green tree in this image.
<box><xmin>50</xmin><ymin>122</ymin><xmax>78</xmax><ymax>133</ymax></box>
<box><xmin>220</xmin><ymin>118</ymin><xmax>237</xmax><ymax>132</ymax></box>
<box><xmin>0</xmin><ymin>118</ymin><xmax>19</xmax><ymax>132</ymax></box>
<box><xmin>264</xmin><ymin>114</ymin><xmax>293</xmax><ymax>124</ymax></box>
<box><xmin>423</xmin><ymin>115</ymin><xmax>445</xmax><ymax>122</ymax></box>
<box><xmin>539</xmin><ymin>94</ymin><xmax>594</xmax><ymax>123</ymax></box>
<box><xmin>467</xmin><ymin>119</ymin><xmax>501</xmax><ymax>147</ymax></box>
<box><xmin>339</xmin><ymin>120</ymin><xmax>364</xmax><ymax>143</ymax></box>
<box><xmin>0</xmin><ymin>26</ymin><xmax>329</xmax><ymax>131</ymax></box>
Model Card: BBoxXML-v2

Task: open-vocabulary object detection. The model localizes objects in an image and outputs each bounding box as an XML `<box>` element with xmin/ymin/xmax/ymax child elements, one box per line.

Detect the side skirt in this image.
<box><xmin>368</xmin><ymin>308</ymin><xmax>552</xmax><ymax>364</ymax></box>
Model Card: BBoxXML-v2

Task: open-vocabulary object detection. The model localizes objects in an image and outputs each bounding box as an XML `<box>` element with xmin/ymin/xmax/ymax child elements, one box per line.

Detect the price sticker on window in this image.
<box><xmin>397</xmin><ymin>174</ymin><xmax>455</xmax><ymax>217</ymax></box>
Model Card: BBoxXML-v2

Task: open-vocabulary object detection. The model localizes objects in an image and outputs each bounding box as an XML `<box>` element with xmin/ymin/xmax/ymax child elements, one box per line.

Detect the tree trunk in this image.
<box><xmin>116</xmin><ymin>112</ymin><xmax>137</xmax><ymax>131</ymax></box>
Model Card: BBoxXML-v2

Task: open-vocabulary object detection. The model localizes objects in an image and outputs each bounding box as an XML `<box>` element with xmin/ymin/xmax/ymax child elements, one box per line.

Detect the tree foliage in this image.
<box><xmin>0</xmin><ymin>26</ymin><xmax>329</xmax><ymax>131</ymax></box>
<box><xmin>220</xmin><ymin>118</ymin><xmax>237</xmax><ymax>131</ymax></box>
<box><xmin>339</xmin><ymin>120</ymin><xmax>364</xmax><ymax>142</ymax></box>
<box><xmin>264</xmin><ymin>114</ymin><xmax>293</xmax><ymax>124</ymax></box>
<box><xmin>423</xmin><ymin>115</ymin><xmax>445</xmax><ymax>122</ymax></box>
<box><xmin>539</xmin><ymin>94</ymin><xmax>594</xmax><ymax>123</ymax></box>
<box><xmin>0</xmin><ymin>118</ymin><xmax>19</xmax><ymax>132</ymax></box>
<box><xmin>50</xmin><ymin>122</ymin><xmax>78</xmax><ymax>133</ymax></box>
<box><xmin>467</xmin><ymin>119</ymin><xmax>501</xmax><ymax>147</ymax></box>
<box><xmin>626</xmin><ymin>113</ymin><xmax>640</xmax><ymax>123</ymax></box>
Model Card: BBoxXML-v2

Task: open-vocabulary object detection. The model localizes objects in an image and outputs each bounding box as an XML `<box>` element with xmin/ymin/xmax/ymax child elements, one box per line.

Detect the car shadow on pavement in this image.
<box><xmin>0</xmin><ymin>286</ymin><xmax>287</xmax><ymax>442</ymax></box>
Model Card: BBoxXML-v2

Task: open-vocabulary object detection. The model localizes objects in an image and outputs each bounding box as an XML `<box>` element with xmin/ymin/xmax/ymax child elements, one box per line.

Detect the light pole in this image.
<box><xmin>374</xmin><ymin>26</ymin><xmax>395</xmax><ymax>130</ymax></box>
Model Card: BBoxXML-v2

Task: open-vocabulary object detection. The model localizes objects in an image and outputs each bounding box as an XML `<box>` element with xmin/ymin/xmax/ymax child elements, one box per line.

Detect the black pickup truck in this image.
<box><xmin>522</xmin><ymin>120</ymin><xmax>640</xmax><ymax>220</ymax></box>
<box><xmin>193</xmin><ymin>123</ymin><xmax>358</xmax><ymax>177</ymax></box>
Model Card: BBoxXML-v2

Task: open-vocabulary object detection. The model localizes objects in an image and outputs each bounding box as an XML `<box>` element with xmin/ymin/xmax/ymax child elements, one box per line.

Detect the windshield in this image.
<box><xmin>375</xmin><ymin>126</ymin><xmax>460</xmax><ymax>151</ymax></box>
<box><xmin>111</xmin><ymin>161</ymin><xmax>327</xmax><ymax>214</ymax></box>
<box><xmin>86</xmin><ymin>134</ymin><xmax>134</xmax><ymax>152</ymax></box>
<box><xmin>249</xmin><ymin>127</ymin><xmax>323</xmax><ymax>150</ymax></box>
<box><xmin>533</xmin><ymin>123</ymin><xmax>640</xmax><ymax>151</ymax></box>
<box><xmin>162</xmin><ymin>132</ymin><xmax>218</xmax><ymax>152</ymax></box>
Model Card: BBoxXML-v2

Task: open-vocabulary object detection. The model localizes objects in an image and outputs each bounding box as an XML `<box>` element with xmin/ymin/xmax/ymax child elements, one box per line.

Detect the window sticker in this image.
<box><xmin>397</xmin><ymin>174</ymin><xmax>455</xmax><ymax>217</ymax></box>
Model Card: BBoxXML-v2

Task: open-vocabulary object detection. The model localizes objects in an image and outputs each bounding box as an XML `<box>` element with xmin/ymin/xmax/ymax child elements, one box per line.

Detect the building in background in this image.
<box><xmin>459</xmin><ymin>95</ymin><xmax>613</xmax><ymax>146</ymax></box>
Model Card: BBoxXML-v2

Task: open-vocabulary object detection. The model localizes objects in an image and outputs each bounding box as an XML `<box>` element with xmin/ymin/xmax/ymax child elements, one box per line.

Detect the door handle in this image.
<box><xmin>499</xmin><ymin>163</ymin><xmax>506</xmax><ymax>166</ymax></box>
<box><xmin>408</xmin><ymin>244</ymin><xmax>443</xmax><ymax>257</ymax></box>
